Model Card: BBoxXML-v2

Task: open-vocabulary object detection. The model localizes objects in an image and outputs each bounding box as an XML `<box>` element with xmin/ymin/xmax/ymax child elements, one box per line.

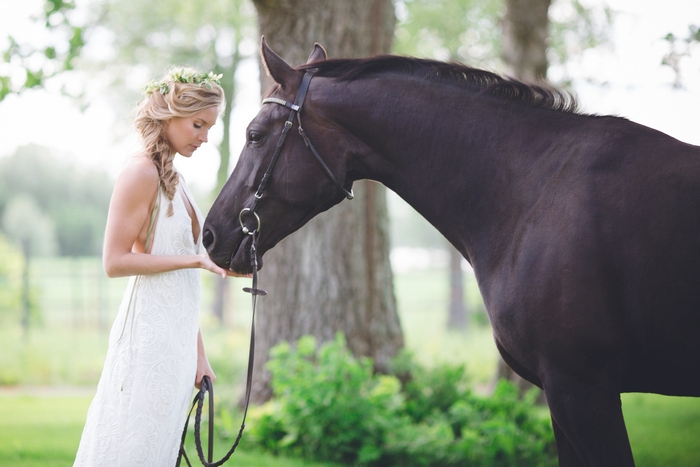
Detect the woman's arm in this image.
<box><xmin>103</xmin><ymin>156</ymin><xmax>229</xmax><ymax>278</ymax></box>
<box><xmin>195</xmin><ymin>328</ymin><xmax>216</xmax><ymax>389</ymax></box>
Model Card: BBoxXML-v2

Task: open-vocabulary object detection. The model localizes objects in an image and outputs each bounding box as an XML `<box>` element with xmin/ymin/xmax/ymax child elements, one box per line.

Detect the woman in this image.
<box><xmin>75</xmin><ymin>67</ymin><xmax>237</xmax><ymax>466</ymax></box>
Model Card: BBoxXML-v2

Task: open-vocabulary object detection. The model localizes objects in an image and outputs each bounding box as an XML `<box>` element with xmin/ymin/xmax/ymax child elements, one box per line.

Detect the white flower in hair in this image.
<box><xmin>143</xmin><ymin>68</ymin><xmax>223</xmax><ymax>95</ymax></box>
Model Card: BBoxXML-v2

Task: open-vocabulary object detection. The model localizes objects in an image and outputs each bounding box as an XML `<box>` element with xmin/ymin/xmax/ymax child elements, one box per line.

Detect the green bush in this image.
<box><xmin>247</xmin><ymin>334</ymin><xmax>402</xmax><ymax>464</ymax></box>
<box><xmin>246</xmin><ymin>334</ymin><xmax>556</xmax><ymax>466</ymax></box>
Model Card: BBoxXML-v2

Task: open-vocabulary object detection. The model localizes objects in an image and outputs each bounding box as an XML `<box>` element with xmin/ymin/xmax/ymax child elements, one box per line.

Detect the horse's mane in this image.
<box><xmin>301</xmin><ymin>55</ymin><xmax>580</xmax><ymax>114</ymax></box>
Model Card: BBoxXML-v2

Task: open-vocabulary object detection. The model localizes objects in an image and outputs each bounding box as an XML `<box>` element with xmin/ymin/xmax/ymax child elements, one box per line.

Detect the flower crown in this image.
<box><xmin>143</xmin><ymin>68</ymin><xmax>223</xmax><ymax>95</ymax></box>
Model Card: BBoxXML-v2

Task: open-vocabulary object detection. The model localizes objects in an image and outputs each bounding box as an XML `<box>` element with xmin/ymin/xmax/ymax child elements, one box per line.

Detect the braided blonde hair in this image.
<box><xmin>133</xmin><ymin>67</ymin><xmax>224</xmax><ymax>214</ymax></box>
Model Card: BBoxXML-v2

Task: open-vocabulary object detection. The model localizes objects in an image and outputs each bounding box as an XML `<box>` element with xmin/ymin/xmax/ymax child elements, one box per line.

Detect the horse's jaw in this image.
<box><xmin>202</xmin><ymin>225</ymin><xmax>262</xmax><ymax>275</ymax></box>
<box><xmin>230</xmin><ymin>232</ymin><xmax>262</xmax><ymax>275</ymax></box>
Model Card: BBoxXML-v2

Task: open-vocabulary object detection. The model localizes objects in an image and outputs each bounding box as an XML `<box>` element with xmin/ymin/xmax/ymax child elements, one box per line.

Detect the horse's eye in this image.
<box><xmin>248</xmin><ymin>131</ymin><xmax>263</xmax><ymax>144</ymax></box>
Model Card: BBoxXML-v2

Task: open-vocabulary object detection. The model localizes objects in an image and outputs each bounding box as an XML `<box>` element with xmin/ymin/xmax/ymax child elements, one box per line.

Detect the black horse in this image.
<box><xmin>203</xmin><ymin>38</ymin><xmax>700</xmax><ymax>466</ymax></box>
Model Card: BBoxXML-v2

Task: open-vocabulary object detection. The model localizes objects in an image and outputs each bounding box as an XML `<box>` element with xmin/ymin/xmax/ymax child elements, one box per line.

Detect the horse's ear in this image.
<box><xmin>260</xmin><ymin>36</ymin><xmax>297</xmax><ymax>89</ymax></box>
<box><xmin>306</xmin><ymin>43</ymin><xmax>327</xmax><ymax>64</ymax></box>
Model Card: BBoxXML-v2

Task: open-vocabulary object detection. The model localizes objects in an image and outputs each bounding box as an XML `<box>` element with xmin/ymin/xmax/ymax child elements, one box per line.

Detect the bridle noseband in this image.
<box><xmin>237</xmin><ymin>70</ymin><xmax>354</xmax><ymax>238</ymax></box>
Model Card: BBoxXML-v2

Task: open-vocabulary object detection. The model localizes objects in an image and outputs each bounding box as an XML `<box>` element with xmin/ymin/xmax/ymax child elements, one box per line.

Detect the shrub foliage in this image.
<box><xmin>245</xmin><ymin>334</ymin><xmax>556</xmax><ymax>466</ymax></box>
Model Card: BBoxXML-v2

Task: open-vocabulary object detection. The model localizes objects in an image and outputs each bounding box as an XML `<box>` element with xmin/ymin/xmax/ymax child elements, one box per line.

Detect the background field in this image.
<box><xmin>1</xmin><ymin>257</ymin><xmax>699</xmax><ymax>466</ymax></box>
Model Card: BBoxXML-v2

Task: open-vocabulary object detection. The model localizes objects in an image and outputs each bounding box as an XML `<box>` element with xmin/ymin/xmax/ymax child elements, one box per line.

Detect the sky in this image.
<box><xmin>565</xmin><ymin>0</ymin><xmax>700</xmax><ymax>145</ymax></box>
<box><xmin>0</xmin><ymin>0</ymin><xmax>699</xmax><ymax>194</ymax></box>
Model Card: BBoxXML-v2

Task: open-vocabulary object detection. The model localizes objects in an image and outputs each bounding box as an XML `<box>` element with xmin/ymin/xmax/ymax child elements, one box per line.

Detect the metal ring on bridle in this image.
<box><xmin>238</xmin><ymin>208</ymin><xmax>261</xmax><ymax>235</ymax></box>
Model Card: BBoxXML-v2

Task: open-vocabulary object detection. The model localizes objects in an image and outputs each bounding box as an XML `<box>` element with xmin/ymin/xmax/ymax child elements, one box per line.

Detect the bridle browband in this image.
<box><xmin>237</xmin><ymin>70</ymin><xmax>354</xmax><ymax>239</ymax></box>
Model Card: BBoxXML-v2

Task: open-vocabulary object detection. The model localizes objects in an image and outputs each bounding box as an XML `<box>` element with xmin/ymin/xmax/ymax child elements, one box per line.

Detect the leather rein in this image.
<box><xmin>179</xmin><ymin>71</ymin><xmax>354</xmax><ymax>467</ymax></box>
<box><xmin>177</xmin><ymin>234</ymin><xmax>263</xmax><ymax>467</ymax></box>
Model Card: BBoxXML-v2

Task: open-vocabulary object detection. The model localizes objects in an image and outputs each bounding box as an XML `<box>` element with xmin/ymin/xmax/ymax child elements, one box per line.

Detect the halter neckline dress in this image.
<box><xmin>75</xmin><ymin>178</ymin><xmax>204</xmax><ymax>466</ymax></box>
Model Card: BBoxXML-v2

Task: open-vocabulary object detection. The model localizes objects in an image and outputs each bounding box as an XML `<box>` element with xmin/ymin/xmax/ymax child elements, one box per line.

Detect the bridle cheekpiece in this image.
<box><xmin>237</xmin><ymin>71</ymin><xmax>354</xmax><ymax>238</ymax></box>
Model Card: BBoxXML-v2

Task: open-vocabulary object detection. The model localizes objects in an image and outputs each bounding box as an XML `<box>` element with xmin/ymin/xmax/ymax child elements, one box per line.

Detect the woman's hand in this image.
<box><xmin>197</xmin><ymin>254</ymin><xmax>229</xmax><ymax>279</ymax></box>
<box><xmin>197</xmin><ymin>254</ymin><xmax>253</xmax><ymax>278</ymax></box>
<box><xmin>195</xmin><ymin>330</ymin><xmax>216</xmax><ymax>389</ymax></box>
<box><xmin>195</xmin><ymin>356</ymin><xmax>216</xmax><ymax>390</ymax></box>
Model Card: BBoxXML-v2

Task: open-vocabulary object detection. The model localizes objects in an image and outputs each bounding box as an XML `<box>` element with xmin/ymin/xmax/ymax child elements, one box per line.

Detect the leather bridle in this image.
<box><xmin>237</xmin><ymin>70</ymin><xmax>354</xmax><ymax>239</ymax></box>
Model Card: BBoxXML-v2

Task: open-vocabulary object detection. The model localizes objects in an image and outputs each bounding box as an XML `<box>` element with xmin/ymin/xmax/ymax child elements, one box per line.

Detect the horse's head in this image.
<box><xmin>203</xmin><ymin>38</ymin><xmax>356</xmax><ymax>273</ymax></box>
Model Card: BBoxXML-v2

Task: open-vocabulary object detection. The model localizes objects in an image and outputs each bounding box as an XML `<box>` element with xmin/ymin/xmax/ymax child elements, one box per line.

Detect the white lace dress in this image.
<box><xmin>75</xmin><ymin>179</ymin><xmax>204</xmax><ymax>466</ymax></box>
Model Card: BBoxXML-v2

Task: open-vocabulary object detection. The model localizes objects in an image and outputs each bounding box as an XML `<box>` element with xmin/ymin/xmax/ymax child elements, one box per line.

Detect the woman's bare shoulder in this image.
<box><xmin>122</xmin><ymin>154</ymin><xmax>158</xmax><ymax>180</ymax></box>
<box><xmin>112</xmin><ymin>155</ymin><xmax>159</xmax><ymax>205</ymax></box>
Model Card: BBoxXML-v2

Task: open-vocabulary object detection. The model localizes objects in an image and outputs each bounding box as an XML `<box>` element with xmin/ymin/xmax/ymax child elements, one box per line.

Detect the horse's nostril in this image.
<box><xmin>202</xmin><ymin>228</ymin><xmax>215</xmax><ymax>250</ymax></box>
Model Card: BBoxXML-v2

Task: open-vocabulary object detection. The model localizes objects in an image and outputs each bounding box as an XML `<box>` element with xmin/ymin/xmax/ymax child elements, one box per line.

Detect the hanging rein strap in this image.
<box><xmin>177</xmin><ymin>233</ymin><xmax>266</xmax><ymax>467</ymax></box>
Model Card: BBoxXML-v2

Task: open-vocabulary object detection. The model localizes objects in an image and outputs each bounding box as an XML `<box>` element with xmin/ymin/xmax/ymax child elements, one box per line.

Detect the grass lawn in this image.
<box><xmin>623</xmin><ymin>393</ymin><xmax>700</xmax><ymax>467</ymax></box>
<box><xmin>0</xmin><ymin>391</ymin><xmax>341</xmax><ymax>467</ymax></box>
<box><xmin>1</xmin><ymin>391</ymin><xmax>699</xmax><ymax>467</ymax></box>
<box><xmin>0</xmin><ymin>392</ymin><xmax>90</xmax><ymax>467</ymax></box>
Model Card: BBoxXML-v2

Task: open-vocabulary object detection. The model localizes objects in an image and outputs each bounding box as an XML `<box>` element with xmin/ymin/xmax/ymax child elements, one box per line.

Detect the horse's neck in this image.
<box><xmin>337</xmin><ymin>83</ymin><xmax>570</xmax><ymax>266</ymax></box>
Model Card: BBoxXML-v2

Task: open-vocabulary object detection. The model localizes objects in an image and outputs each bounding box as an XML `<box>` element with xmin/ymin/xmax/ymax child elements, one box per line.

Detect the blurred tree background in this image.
<box><xmin>0</xmin><ymin>144</ymin><xmax>110</xmax><ymax>257</ymax></box>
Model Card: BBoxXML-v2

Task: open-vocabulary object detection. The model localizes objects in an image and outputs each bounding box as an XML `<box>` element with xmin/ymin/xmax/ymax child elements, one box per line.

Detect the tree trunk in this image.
<box><xmin>250</xmin><ymin>0</ymin><xmax>403</xmax><ymax>404</ymax></box>
<box><xmin>495</xmin><ymin>0</ymin><xmax>552</xmax><ymax>399</ymax></box>
<box><xmin>446</xmin><ymin>243</ymin><xmax>468</xmax><ymax>331</ymax></box>
<box><xmin>501</xmin><ymin>0</ymin><xmax>552</xmax><ymax>81</ymax></box>
<box><xmin>210</xmin><ymin>46</ymin><xmax>241</xmax><ymax>326</ymax></box>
